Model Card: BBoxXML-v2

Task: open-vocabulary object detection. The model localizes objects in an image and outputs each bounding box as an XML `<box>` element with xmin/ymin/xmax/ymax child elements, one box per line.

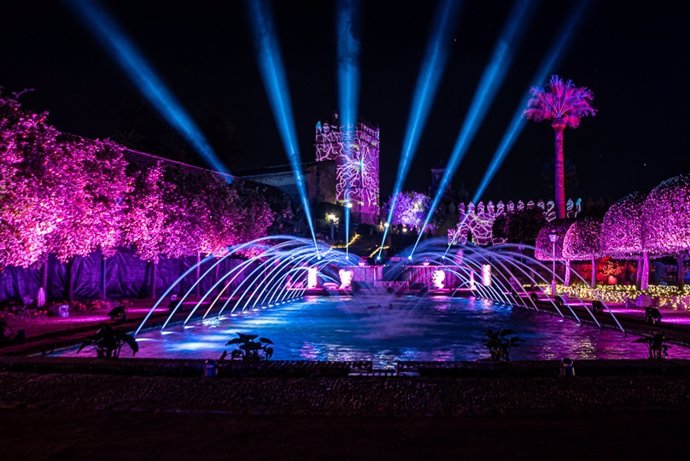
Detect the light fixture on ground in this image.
<box><xmin>325</xmin><ymin>213</ymin><xmax>340</xmax><ymax>241</ymax></box>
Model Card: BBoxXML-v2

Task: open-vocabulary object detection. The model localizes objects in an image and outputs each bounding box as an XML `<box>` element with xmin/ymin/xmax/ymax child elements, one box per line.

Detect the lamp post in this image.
<box><xmin>549</xmin><ymin>232</ymin><xmax>558</xmax><ymax>296</ymax></box>
<box><xmin>325</xmin><ymin>213</ymin><xmax>340</xmax><ymax>241</ymax></box>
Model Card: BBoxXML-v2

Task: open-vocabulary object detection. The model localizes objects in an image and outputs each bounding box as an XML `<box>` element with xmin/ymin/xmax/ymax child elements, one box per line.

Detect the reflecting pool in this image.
<box><xmin>56</xmin><ymin>295</ymin><xmax>690</xmax><ymax>367</ymax></box>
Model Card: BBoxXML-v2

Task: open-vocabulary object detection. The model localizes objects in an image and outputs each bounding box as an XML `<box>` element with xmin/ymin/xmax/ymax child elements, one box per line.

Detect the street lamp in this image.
<box><xmin>549</xmin><ymin>232</ymin><xmax>558</xmax><ymax>296</ymax></box>
<box><xmin>325</xmin><ymin>213</ymin><xmax>339</xmax><ymax>241</ymax></box>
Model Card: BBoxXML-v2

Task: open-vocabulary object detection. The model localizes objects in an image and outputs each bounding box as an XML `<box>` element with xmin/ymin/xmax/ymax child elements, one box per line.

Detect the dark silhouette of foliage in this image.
<box><xmin>78</xmin><ymin>324</ymin><xmax>138</xmax><ymax>359</ymax></box>
<box><xmin>634</xmin><ymin>332</ymin><xmax>669</xmax><ymax>360</ymax></box>
<box><xmin>484</xmin><ymin>329</ymin><xmax>523</xmax><ymax>361</ymax></box>
<box><xmin>221</xmin><ymin>333</ymin><xmax>274</xmax><ymax>363</ymax></box>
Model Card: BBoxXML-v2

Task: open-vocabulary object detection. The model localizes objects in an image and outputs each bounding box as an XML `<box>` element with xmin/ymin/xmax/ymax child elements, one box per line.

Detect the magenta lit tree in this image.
<box><xmin>524</xmin><ymin>75</ymin><xmax>596</xmax><ymax>219</ymax></box>
<box><xmin>563</xmin><ymin>218</ymin><xmax>602</xmax><ymax>287</ymax></box>
<box><xmin>386</xmin><ymin>191</ymin><xmax>430</xmax><ymax>231</ymax></box>
<box><xmin>0</xmin><ymin>92</ymin><xmax>63</xmax><ymax>269</ymax></box>
<box><xmin>122</xmin><ymin>163</ymin><xmax>169</xmax><ymax>263</ymax></box>
<box><xmin>644</xmin><ymin>174</ymin><xmax>690</xmax><ymax>286</ymax></box>
<box><xmin>601</xmin><ymin>192</ymin><xmax>650</xmax><ymax>288</ymax></box>
<box><xmin>535</xmin><ymin>221</ymin><xmax>572</xmax><ymax>262</ymax></box>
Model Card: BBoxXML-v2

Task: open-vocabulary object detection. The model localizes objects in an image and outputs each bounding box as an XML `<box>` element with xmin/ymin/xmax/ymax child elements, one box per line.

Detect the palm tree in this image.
<box><xmin>525</xmin><ymin>75</ymin><xmax>596</xmax><ymax>219</ymax></box>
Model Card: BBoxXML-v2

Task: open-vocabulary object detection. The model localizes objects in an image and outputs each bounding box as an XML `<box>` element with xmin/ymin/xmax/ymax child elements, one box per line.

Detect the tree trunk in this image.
<box><xmin>678</xmin><ymin>254</ymin><xmax>685</xmax><ymax>288</ymax></box>
<box><xmin>67</xmin><ymin>258</ymin><xmax>76</xmax><ymax>302</ymax></box>
<box><xmin>196</xmin><ymin>252</ymin><xmax>201</xmax><ymax>298</ymax></box>
<box><xmin>636</xmin><ymin>255</ymin><xmax>643</xmax><ymax>288</ymax></box>
<box><xmin>641</xmin><ymin>251</ymin><xmax>650</xmax><ymax>291</ymax></box>
<box><xmin>564</xmin><ymin>260</ymin><xmax>571</xmax><ymax>286</ymax></box>
<box><xmin>553</xmin><ymin>125</ymin><xmax>566</xmax><ymax>219</ymax></box>
<box><xmin>590</xmin><ymin>257</ymin><xmax>597</xmax><ymax>288</ymax></box>
<box><xmin>101</xmin><ymin>256</ymin><xmax>107</xmax><ymax>300</ymax></box>
<box><xmin>42</xmin><ymin>256</ymin><xmax>49</xmax><ymax>299</ymax></box>
<box><xmin>150</xmin><ymin>261</ymin><xmax>158</xmax><ymax>300</ymax></box>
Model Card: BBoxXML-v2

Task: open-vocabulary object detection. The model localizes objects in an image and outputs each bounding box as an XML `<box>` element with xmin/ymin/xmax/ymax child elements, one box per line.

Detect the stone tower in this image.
<box><xmin>314</xmin><ymin>113</ymin><xmax>380</xmax><ymax>224</ymax></box>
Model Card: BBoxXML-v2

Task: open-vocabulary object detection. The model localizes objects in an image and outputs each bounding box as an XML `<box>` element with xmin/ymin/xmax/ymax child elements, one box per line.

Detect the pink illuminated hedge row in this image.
<box><xmin>0</xmin><ymin>92</ymin><xmax>274</xmax><ymax>268</ymax></box>
<box><xmin>535</xmin><ymin>174</ymin><xmax>690</xmax><ymax>261</ymax></box>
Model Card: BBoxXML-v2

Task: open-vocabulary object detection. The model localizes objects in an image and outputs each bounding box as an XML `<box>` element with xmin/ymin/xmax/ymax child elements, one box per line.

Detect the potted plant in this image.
<box><xmin>634</xmin><ymin>332</ymin><xmax>670</xmax><ymax>360</ymax></box>
<box><xmin>78</xmin><ymin>324</ymin><xmax>138</xmax><ymax>359</ymax></box>
<box><xmin>220</xmin><ymin>333</ymin><xmax>274</xmax><ymax>363</ymax></box>
<box><xmin>484</xmin><ymin>329</ymin><xmax>523</xmax><ymax>361</ymax></box>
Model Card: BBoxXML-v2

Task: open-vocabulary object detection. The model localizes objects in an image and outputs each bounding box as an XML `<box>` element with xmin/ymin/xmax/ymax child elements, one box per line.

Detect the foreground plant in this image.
<box><xmin>221</xmin><ymin>333</ymin><xmax>274</xmax><ymax>363</ymax></box>
<box><xmin>78</xmin><ymin>324</ymin><xmax>138</xmax><ymax>359</ymax></box>
<box><xmin>634</xmin><ymin>332</ymin><xmax>670</xmax><ymax>360</ymax></box>
<box><xmin>484</xmin><ymin>329</ymin><xmax>523</xmax><ymax>361</ymax></box>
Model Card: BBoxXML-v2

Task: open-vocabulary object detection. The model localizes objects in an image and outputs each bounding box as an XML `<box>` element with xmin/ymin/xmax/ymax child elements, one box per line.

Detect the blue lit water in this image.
<box><xmin>58</xmin><ymin>295</ymin><xmax>690</xmax><ymax>367</ymax></box>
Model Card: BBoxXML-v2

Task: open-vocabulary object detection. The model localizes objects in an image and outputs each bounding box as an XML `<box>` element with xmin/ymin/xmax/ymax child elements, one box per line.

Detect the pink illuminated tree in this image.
<box><xmin>644</xmin><ymin>174</ymin><xmax>690</xmax><ymax>286</ymax></box>
<box><xmin>535</xmin><ymin>221</ymin><xmax>572</xmax><ymax>285</ymax></box>
<box><xmin>0</xmin><ymin>92</ymin><xmax>63</xmax><ymax>269</ymax></box>
<box><xmin>601</xmin><ymin>192</ymin><xmax>650</xmax><ymax>288</ymax></box>
<box><xmin>563</xmin><ymin>218</ymin><xmax>602</xmax><ymax>287</ymax></box>
<box><xmin>525</xmin><ymin>75</ymin><xmax>596</xmax><ymax>219</ymax></box>
<box><xmin>386</xmin><ymin>191</ymin><xmax>430</xmax><ymax>231</ymax></box>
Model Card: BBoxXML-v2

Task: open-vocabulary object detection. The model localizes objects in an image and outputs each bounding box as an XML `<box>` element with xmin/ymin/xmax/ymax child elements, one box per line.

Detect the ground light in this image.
<box><xmin>246</xmin><ymin>0</ymin><xmax>319</xmax><ymax>252</ymax></box>
<box><xmin>411</xmin><ymin>0</ymin><xmax>535</xmax><ymax>256</ymax></box>
<box><xmin>378</xmin><ymin>0</ymin><xmax>461</xmax><ymax>258</ymax></box>
<box><xmin>67</xmin><ymin>0</ymin><xmax>232</xmax><ymax>179</ymax></box>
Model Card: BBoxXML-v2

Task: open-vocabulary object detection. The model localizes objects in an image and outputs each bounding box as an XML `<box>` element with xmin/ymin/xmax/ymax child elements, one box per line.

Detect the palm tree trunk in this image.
<box><xmin>553</xmin><ymin>125</ymin><xmax>566</xmax><ymax>219</ymax></box>
<box><xmin>590</xmin><ymin>257</ymin><xmax>597</xmax><ymax>288</ymax></box>
<box><xmin>564</xmin><ymin>259</ymin><xmax>571</xmax><ymax>286</ymax></box>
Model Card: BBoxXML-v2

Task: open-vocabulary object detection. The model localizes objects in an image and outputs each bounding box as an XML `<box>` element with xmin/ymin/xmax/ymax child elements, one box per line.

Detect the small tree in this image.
<box><xmin>563</xmin><ymin>218</ymin><xmax>602</xmax><ymax>287</ymax></box>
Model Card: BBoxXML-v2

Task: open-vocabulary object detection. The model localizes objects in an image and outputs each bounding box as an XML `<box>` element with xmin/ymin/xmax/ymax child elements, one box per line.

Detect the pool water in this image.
<box><xmin>57</xmin><ymin>295</ymin><xmax>690</xmax><ymax>367</ymax></box>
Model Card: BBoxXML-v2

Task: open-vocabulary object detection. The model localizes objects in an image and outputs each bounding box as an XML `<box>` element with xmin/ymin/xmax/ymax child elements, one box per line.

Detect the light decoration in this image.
<box><xmin>431</xmin><ymin>269</ymin><xmax>446</xmax><ymax>290</ymax></box>
<box><xmin>338</xmin><ymin>269</ymin><xmax>353</xmax><ymax>289</ymax></box>
<box><xmin>539</xmin><ymin>283</ymin><xmax>690</xmax><ymax>311</ymax></box>
<box><xmin>482</xmin><ymin>264</ymin><xmax>492</xmax><ymax>286</ymax></box>
<box><xmin>563</xmin><ymin>218</ymin><xmax>602</xmax><ymax>287</ymax></box>
<box><xmin>563</xmin><ymin>218</ymin><xmax>601</xmax><ymax>260</ymax></box>
<box><xmin>331</xmin><ymin>233</ymin><xmax>360</xmax><ymax>249</ymax></box>
<box><xmin>307</xmin><ymin>267</ymin><xmax>318</xmax><ymax>289</ymax></box>
<box><xmin>449</xmin><ymin>199</ymin><xmax>580</xmax><ymax>246</ymax></box>
<box><xmin>534</xmin><ymin>221</ymin><xmax>572</xmax><ymax>261</ymax></box>
<box><xmin>601</xmin><ymin>192</ymin><xmax>647</xmax><ymax>258</ymax></box>
<box><xmin>368</xmin><ymin>245</ymin><xmax>389</xmax><ymax>258</ymax></box>
<box><xmin>315</xmin><ymin>117</ymin><xmax>379</xmax><ymax>219</ymax></box>
<box><xmin>643</xmin><ymin>174</ymin><xmax>690</xmax><ymax>255</ymax></box>
<box><xmin>385</xmin><ymin>191</ymin><xmax>431</xmax><ymax>231</ymax></box>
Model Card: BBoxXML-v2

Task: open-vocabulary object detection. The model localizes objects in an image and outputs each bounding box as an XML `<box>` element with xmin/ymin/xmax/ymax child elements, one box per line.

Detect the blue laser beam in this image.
<box><xmin>67</xmin><ymin>0</ymin><xmax>232</xmax><ymax>179</ymax></box>
<box><xmin>337</xmin><ymin>0</ymin><xmax>360</xmax><ymax>258</ymax></box>
<box><xmin>471</xmin><ymin>0</ymin><xmax>590</xmax><ymax>204</ymax></box>
<box><xmin>411</xmin><ymin>0</ymin><xmax>535</xmax><ymax>256</ymax></box>
<box><xmin>246</xmin><ymin>0</ymin><xmax>318</xmax><ymax>250</ymax></box>
<box><xmin>378</xmin><ymin>0</ymin><xmax>461</xmax><ymax>258</ymax></box>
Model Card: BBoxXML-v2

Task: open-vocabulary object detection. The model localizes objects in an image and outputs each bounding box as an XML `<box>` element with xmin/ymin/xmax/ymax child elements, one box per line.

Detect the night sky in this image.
<box><xmin>2</xmin><ymin>0</ymin><xmax>689</xmax><ymax>203</ymax></box>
